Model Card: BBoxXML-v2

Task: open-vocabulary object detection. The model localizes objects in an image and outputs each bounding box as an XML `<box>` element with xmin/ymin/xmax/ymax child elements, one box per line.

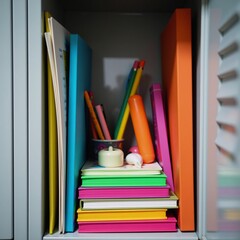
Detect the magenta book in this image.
<box><xmin>77</xmin><ymin>216</ymin><xmax>177</xmax><ymax>233</ymax></box>
<box><xmin>150</xmin><ymin>83</ymin><xmax>174</xmax><ymax>191</ymax></box>
<box><xmin>78</xmin><ymin>185</ymin><xmax>170</xmax><ymax>199</ymax></box>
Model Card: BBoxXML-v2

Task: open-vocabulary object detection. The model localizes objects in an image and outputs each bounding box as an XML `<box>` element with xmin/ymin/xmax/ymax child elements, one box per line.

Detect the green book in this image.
<box><xmin>81</xmin><ymin>173</ymin><xmax>167</xmax><ymax>187</ymax></box>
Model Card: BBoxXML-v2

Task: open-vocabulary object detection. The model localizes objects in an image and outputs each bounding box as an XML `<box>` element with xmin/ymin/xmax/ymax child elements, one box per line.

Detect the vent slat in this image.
<box><xmin>216</xmin><ymin>79</ymin><xmax>239</xmax><ymax>103</ymax></box>
<box><xmin>219</xmin><ymin>13</ymin><xmax>239</xmax><ymax>34</ymax></box>
<box><xmin>218</xmin><ymin>50</ymin><xmax>240</xmax><ymax>81</ymax></box>
<box><xmin>215</xmin><ymin>129</ymin><xmax>238</xmax><ymax>155</ymax></box>
<box><xmin>218</xmin><ymin>41</ymin><xmax>238</xmax><ymax>58</ymax></box>
<box><xmin>216</xmin><ymin>106</ymin><xmax>240</xmax><ymax>127</ymax></box>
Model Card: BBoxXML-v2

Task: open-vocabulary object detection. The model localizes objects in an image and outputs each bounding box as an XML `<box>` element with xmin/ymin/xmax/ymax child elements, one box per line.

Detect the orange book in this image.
<box><xmin>161</xmin><ymin>8</ymin><xmax>194</xmax><ymax>231</ymax></box>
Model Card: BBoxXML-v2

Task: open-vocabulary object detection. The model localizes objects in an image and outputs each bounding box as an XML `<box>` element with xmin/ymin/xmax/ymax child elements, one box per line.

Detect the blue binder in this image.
<box><xmin>65</xmin><ymin>34</ymin><xmax>92</xmax><ymax>232</ymax></box>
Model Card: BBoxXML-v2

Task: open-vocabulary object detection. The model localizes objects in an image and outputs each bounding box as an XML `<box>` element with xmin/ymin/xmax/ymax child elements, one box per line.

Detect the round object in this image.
<box><xmin>128</xmin><ymin>146</ymin><xmax>139</xmax><ymax>154</ymax></box>
<box><xmin>125</xmin><ymin>153</ymin><xmax>143</xmax><ymax>168</ymax></box>
<box><xmin>92</xmin><ymin>139</ymin><xmax>124</xmax><ymax>160</ymax></box>
<box><xmin>98</xmin><ymin>146</ymin><xmax>124</xmax><ymax>167</ymax></box>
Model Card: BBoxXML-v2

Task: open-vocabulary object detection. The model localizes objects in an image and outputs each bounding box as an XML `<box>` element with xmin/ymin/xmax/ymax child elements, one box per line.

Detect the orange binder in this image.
<box><xmin>161</xmin><ymin>8</ymin><xmax>194</xmax><ymax>231</ymax></box>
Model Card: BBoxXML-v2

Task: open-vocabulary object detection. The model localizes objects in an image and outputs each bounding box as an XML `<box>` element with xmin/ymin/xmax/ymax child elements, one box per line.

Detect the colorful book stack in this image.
<box><xmin>76</xmin><ymin>161</ymin><xmax>178</xmax><ymax>232</ymax></box>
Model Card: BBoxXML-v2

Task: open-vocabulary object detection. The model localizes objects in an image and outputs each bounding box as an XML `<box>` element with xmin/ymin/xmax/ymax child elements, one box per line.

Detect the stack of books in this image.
<box><xmin>76</xmin><ymin>161</ymin><xmax>178</xmax><ymax>232</ymax></box>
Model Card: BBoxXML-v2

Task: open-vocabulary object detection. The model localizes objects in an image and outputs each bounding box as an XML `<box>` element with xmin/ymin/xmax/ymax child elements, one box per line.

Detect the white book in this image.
<box><xmin>46</xmin><ymin>17</ymin><xmax>70</xmax><ymax>233</ymax></box>
<box><xmin>80</xmin><ymin>192</ymin><xmax>178</xmax><ymax>210</ymax></box>
<box><xmin>81</xmin><ymin>161</ymin><xmax>163</xmax><ymax>176</ymax></box>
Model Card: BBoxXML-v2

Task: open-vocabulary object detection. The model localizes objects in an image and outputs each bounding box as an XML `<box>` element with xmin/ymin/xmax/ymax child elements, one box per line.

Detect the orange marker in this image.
<box><xmin>128</xmin><ymin>95</ymin><xmax>155</xmax><ymax>163</ymax></box>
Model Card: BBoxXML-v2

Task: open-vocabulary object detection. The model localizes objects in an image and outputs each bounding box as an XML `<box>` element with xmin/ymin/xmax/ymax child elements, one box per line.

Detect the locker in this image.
<box><xmin>0</xmin><ymin>0</ymin><xmax>239</xmax><ymax>239</ymax></box>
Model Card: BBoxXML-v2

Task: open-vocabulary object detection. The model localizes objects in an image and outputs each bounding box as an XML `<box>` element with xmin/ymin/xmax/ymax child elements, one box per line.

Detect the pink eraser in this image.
<box><xmin>128</xmin><ymin>146</ymin><xmax>139</xmax><ymax>154</ymax></box>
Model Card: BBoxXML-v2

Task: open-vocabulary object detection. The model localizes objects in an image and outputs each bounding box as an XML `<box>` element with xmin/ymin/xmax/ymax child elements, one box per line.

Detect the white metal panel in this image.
<box><xmin>28</xmin><ymin>0</ymin><xmax>45</xmax><ymax>240</ymax></box>
<box><xmin>0</xmin><ymin>0</ymin><xmax>13</xmax><ymax>238</ymax></box>
<box><xmin>197</xmin><ymin>0</ymin><xmax>211</xmax><ymax>239</ymax></box>
<box><xmin>12</xmin><ymin>0</ymin><xmax>28</xmax><ymax>239</ymax></box>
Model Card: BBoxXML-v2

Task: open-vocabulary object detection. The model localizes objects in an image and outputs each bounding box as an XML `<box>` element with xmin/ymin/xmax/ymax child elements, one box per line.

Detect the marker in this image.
<box><xmin>128</xmin><ymin>94</ymin><xmax>155</xmax><ymax>164</ymax></box>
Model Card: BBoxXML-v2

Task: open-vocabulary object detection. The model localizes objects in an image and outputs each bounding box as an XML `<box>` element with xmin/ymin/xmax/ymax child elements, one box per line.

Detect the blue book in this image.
<box><xmin>65</xmin><ymin>34</ymin><xmax>92</xmax><ymax>232</ymax></box>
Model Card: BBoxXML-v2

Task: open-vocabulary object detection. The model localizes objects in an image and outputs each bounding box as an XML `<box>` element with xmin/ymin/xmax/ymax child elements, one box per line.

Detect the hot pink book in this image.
<box><xmin>150</xmin><ymin>83</ymin><xmax>174</xmax><ymax>191</ymax></box>
<box><xmin>78</xmin><ymin>185</ymin><xmax>170</xmax><ymax>199</ymax></box>
<box><xmin>78</xmin><ymin>216</ymin><xmax>177</xmax><ymax>232</ymax></box>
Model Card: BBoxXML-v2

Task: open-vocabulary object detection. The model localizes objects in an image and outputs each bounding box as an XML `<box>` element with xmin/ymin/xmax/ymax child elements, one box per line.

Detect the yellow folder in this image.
<box><xmin>44</xmin><ymin>11</ymin><xmax>58</xmax><ymax>234</ymax></box>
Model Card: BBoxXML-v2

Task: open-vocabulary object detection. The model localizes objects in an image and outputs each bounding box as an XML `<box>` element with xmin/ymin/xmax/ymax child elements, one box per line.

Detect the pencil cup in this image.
<box><xmin>92</xmin><ymin>139</ymin><xmax>124</xmax><ymax>160</ymax></box>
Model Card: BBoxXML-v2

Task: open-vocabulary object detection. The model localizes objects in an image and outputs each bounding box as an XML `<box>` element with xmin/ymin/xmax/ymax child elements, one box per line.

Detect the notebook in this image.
<box><xmin>78</xmin><ymin>185</ymin><xmax>171</xmax><ymax>199</ymax></box>
<box><xmin>81</xmin><ymin>173</ymin><xmax>167</xmax><ymax>187</ymax></box>
<box><xmin>79</xmin><ymin>192</ymin><xmax>178</xmax><ymax>210</ymax></box>
<box><xmin>77</xmin><ymin>208</ymin><xmax>167</xmax><ymax>221</ymax></box>
<box><xmin>65</xmin><ymin>34</ymin><xmax>92</xmax><ymax>232</ymax></box>
<box><xmin>77</xmin><ymin>217</ymin><xmax>177</xmax><ymax>232</ymax></box>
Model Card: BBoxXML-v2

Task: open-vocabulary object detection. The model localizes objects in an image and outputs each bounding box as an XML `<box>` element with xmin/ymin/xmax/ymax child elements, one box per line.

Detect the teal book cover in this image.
<box><xmin>65</xmin><ymin>34</ymin><xmax>92</xmax><ymax>232</ymax></box>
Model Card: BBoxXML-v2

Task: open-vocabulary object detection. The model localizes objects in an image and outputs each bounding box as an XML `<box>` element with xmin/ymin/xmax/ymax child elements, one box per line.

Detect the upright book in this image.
<box><xmin>44</xmin><ymin>12</ymin><xmax>58</xmax><ymax>234</ymax></box>
<box><xmin>161</xmin><ymin>8</ymin><xmax>194</xmax><ymax>231</ymax></box>
<box><xmin>48</xmin><ymin>16</ymin><xmax>70</xmax><ymax>233</ymax></box>
<box><xmin>150</xmin><ymin>83</ymin><xmax>174</xmax><ymax>191</ymax></box>
<box><xmin>65</xmin><ymin>34</ymin><xmax>92</xmax><ymax>232</ymax></box>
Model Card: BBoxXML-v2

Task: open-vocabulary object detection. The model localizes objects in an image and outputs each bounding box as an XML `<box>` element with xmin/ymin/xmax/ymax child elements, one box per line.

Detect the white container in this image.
<box><xmin>98</xmin><ymin>146</ymin><xmax>124</xmax><ymax>167</ymax></box>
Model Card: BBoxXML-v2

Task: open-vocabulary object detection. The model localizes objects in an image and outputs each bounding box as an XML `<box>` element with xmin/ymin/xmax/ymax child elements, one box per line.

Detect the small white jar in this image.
<box><xmin>98</xmin><ymin>146</ymin><xmax>124</xmax><ymax>167</ymax></box>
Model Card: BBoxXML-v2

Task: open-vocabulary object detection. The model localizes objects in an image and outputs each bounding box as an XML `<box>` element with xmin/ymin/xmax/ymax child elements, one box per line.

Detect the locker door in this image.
<box><xmin>12</xmin><ymin>0</ymin><xmax>28</xmax><ymax>239</ymax></box>
<box><xmin>201</xmin><ymin>0</ymin><xmax>240</xmax><ymax>239</ymax></box>
<box><xmin>0</xmin><ymin>0</ymin><xmax>13</xmax><ymax>239</ymax></box>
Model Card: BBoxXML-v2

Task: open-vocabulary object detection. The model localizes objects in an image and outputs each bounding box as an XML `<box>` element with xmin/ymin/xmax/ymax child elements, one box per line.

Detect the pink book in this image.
<box><xmin>150</xmin><ymin>83</ymin><xmax>174</xmax><ymax>191</ymax></box>
<box><xmin>78</xmin><ymin>185</ymin><xmax>170</xmax><ymax>199</ymax></box>
<box><xmin>78</xmin><ymin>216</ymin><xmax>177</xmax><ymax>232</ymax></box>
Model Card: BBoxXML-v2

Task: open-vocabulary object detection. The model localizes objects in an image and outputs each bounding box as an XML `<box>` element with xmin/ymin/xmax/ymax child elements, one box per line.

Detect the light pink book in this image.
<box><xmin>78</xmin><ymin>185</ymin><xmax>170</xmax><ymax>199</ymax></box>
<box><xmin>78</xmin><ymin>216</ymin><xmax>177</xmax><ymax>232</ymax></box>
<box><xmin>150</xmin><ymin>83</ymin><xmax>174</xmax><ymax>191</ymax></box>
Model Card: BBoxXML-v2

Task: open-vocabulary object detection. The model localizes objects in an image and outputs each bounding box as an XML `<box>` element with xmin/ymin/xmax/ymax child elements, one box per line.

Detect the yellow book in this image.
<box><xmin>77</xmin><ymin>208</ymin><xmax>167</xmax><ymax>222</ymax></box>
<box><xmin>44</xmin><ymin>11</ymin><xmax>58</xmax><ymax>234</ymax></box>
